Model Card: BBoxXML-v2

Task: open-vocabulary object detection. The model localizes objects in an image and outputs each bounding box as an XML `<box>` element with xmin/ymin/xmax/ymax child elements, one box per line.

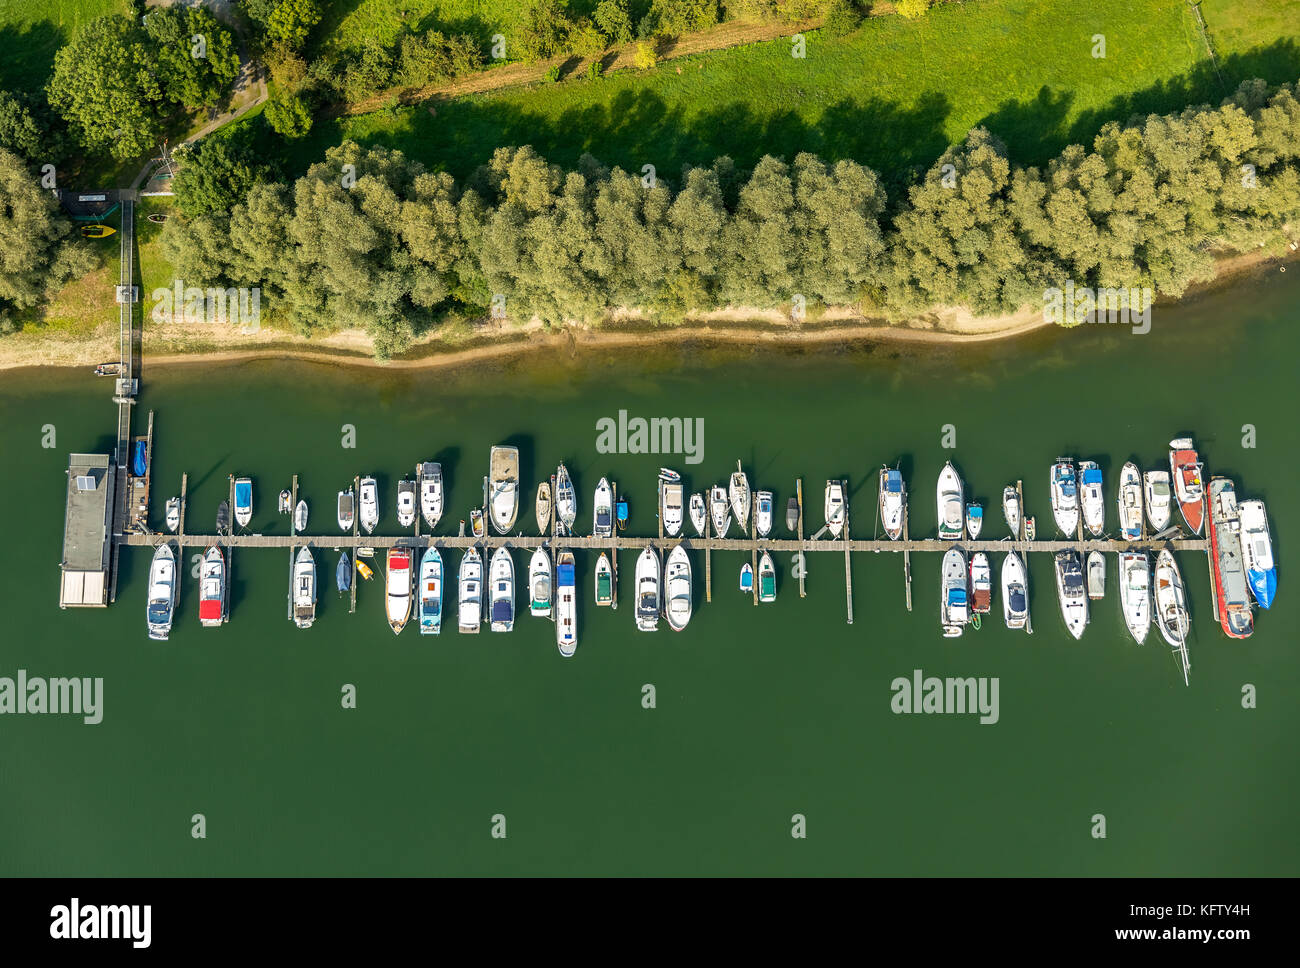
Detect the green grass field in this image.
<box><xmin>283</xmin><ymin>0</ymin><xmax>1298</xmax><ymax>188</ymax></box>
<box><xmin>0</xmin><ymin>0</ymin><xmax>130</xmax><ymax>96</ymax></box>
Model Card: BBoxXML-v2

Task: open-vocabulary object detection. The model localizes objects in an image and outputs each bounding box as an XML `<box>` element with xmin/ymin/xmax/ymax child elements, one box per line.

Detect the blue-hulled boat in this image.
<box><xmin>336</xmin><ymin>552</ymin><xmax>351</xmax><ymax>594</ymax></box>
<box><xmin>1239</xmin><ymin>499</ymin><xmax>1276</xmax><ymax>609</ymax></box>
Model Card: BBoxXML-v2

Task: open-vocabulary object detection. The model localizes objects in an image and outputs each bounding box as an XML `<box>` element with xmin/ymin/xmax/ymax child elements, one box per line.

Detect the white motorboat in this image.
<box><xmin>825</xmin><ymin>480</ymin><xmax>845</xmax><ymax>538</ymax></box>
<box><xmin>528</xmin><ymin>547</ymin><xmax>552</xmax><ymax>617</ymax></box>
<box><xmin>386</xmin><ymin>547</ymin><xmax>412</xmax><ymax>634</ymax></box>
<box><xmin>1086</xmin><ymin>550</ymin><xmax>1105</xmax><ymax>600</ymax></box>
<box><xmin>556</xmin><ymin>552</ymin><xmax>577</xmax><ymax>656</ymax></box>
<box><xmin>233</xmin><ymin>477</ymin><xmax>253</xmax><ymax>530</ymax></box>
<box><xmin>635</xmin><ymin>546</ymin><xmax>661</xmax><ymax>632</ymax></box>
<box><xmin>1118</xmin><ymin>551</ymin><xmax>1150</xmax><ymax>644</ymax></box>
<box><xmin>1050</xmin><ymin>459</ymin><xmax>1079</xmax><ymax>535</ymax></box>
<box><xmin>554</xmin><ymin>464</ymin><xmax>576</xmax><ymax>536</ymax></box>
<box><xmin>198</xmin><ymin>545</ymin><xmax>225</xmax><ymax>627</ymax></box>
<box><xmin>337</xmin><ymin>487</ymin><xmax>354</xmax><ymax>532</ymax></box>
<box><xmin>879</xmin><ymin>467</ymin><xmax>905</xmax><ymax>540</ymax></box>
<box><xmin>458</xmin><ymin>547</ymin><xmax>482</xmax><ymax>633</ymax></box>
<box><xmin>660</xmin><ymin>471</ymin><xmax>684</xmax><ymax>537</ymax></box>
<box><xmin>940</xmin><ymin>547</ymin><xmax>969</xmax><ymax>638</ymax></box>
<box><xmin>535</xmin><ymin>482</ymin><xmax>551</xmax><ymax>536</ymax></box>
<box><xmin>359</xmin><ymin>477</ymin><xmax>379</xmax><ymax>534</ymax></box>
<box><xmin>164</xmin><ymin>497</ymin><xmax>180</xmax><ymax>533</ymax></box>
<box><xmin>1000</xmin><ymin>551</ymin><xmax>1029</xmax><ymax>631</ymax></box>
<box><xmin>689</xmin><ymin>493</ymin><xmax>706</xmax><ymax>537</ymax></box>
<box><xmin>1144</xmin><ymin>470</ymin><xmax>1172</xmax><ymax>532</ymax></box>
<box><xmin>489</xmin><ymin>546</ymin><xmax>514</xmax><ymax>632</ymax></box>
<box><xmin>1154</xmin><ymin>549</ymin><xmax>1191</xmax><ymax>657</ymax></box>
<box><xmin>1002</xmin><ymin>485</ymin><xmax>1021</xmax><ymax>538</ymax></box>
<box><xmin>664</xmin><ymin>545</ymin><xmax>692</xmax><ymax>631</ymax></box>
<box><xmin>1239</xmin><ymin>499</ymin><xmax>1276</xmax><ymax>609</ymax></box>
<box><xmin>419</xmin><ymin>462</ymin><xmax>443</xmax><ymax>531</ymax></box>
<box><xmin>278</xmin><ymin>489</ymin><xmax>290</xmax><ymax>515</ymax></box>
<box><xmin>1078</xmin><ymin>461</ymin><xmax>1105</xmax><ymax>536</ymax></box>
<box><xmin>488</xmin><ymin>445</ymin><xmax>520</xmax><ymax>535</ymax></box>
<box><xmin>146</xmin><ymin>542</ymin><xmax>177</xmax><ymax>640</ymax></box>
<box><xmin>757</xmin><ymin>551</ymin><xmax>777</xmax><ymax>603</ymax></box>
<box><xmin>970</xmin><ymin>551</ymin><xmax>991</xmax><ymax>614</ymax></box>
<box><xmin>709</xmin><ymin>485</ymin><xmax>729</xmax><ymax>537</ymax></box>
<box><xmin>593</xmin><ymin>477</ymin><xmax>614</xmax><ymax>538</ymax></box>
<box><xmin>594</xmin><ymin>552</ymin><xmax>613</xmax><ymax>606</ymax></box>
<box><xmin>936</xmin><ymin>462</ymin><xmax>964</xmax><ymax>540</ymax></box>
<box><xmin>294</xmin><ymin>499</ymin><xmax>308</xmax><ymax>533</ymax></box>
<box><xmin>1117</xmin><ymin>462</ymin><xmax>1143</xmax><ymax>540</ymax></box>
<box><xmin>755</xmin><ymin>490</ymin><xmax>773</xmax><ymax>538</ymax></box>
<box><xmin>292</xmin><ymin>546</ymin><xmax>316</xmax><ymax>629</ymax></box>
<box><xmin>729</xmin><ymin>463</ymin><xmax>751</xmax><ymax>533</ymax></box>
<box><xmin>396</xmin><ymin>480</ymin><xmax>416</xmax><ymax>529</ymax></box>
<box><xmin>419</xmin><ymin>547</ymin><xmax>443</xmax><ymax>634</ymax></box>
<box><xmin>965</xmin><ymin>503</ymin><xmax>983</xmax><ymax>540</ymax></box>
<box><xmin>1054</xmin><ymin>550</ymin><xmax>1088</xmax><ymax>640</ymax></box>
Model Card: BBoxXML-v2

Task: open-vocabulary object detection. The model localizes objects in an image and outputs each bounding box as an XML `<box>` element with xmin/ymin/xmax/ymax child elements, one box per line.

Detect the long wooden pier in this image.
<box><xmin>121</xmin><ymin>532</ymin><xmax>1208</xmax><ymax>554</ymax></box>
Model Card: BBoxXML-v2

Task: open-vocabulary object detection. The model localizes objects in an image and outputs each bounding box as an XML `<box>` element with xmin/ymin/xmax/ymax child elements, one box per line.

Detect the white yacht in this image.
<box><xmin>729</xmin><ymin>463</ymin><xmax>751</xmax><ymax>533</ymax></box>
<box><xmin>1118</xmin><ymin>551</ymin><xmax>1150</xmax><ymax>644</ymax></box>
<box><xmin>458</xmin><ymin>547</ymin><xmax>482</xmax><ymax>633</ymax></box>
<box><xmin>1050</xmin><ymin>459</ymin><xmax>1079</xmax><ymax>535</ymax></box>
<box><xmin>940</xmin><ymin>547</ymin><xmax>969</xmax><ymax>638</ymax></box>
<box><xmin>359</xmin><ymin>476</ymin><xmax>379</xmax><ymax>534</ymax></box>
<box><xmin>879</xmin><ymin>467</ymin><xmax>905</xmax><ymax>540</ymax></box>
<box><xmin>825</xmin><ymin>480</ymin><xmax>846</xmax><ymax>538</ymax></box>
<box><xmin>1000</xmin><ymin>551</ymin><xmax>1029</xmax><ymax>631</ymax></box>
<box><xmin>936</xmin><ymin>462</ymin><xmax>964</xmax><ymax>540</ymax></box>
<box><xmin>1144</xmin><ymin>470</ymin><xmax>1172</xmax><ymax>532</ymax></box>
<box><xmin>419</xmin><ymin>462</ymin><xmax>443</xmax><ymax>530</ymax></box>
<box><xmin>396</xmin><ymin>480</ymin><xmax>416</xmax><ymax>529</ymax></box>
<box><xmin>146</xmin><ymin>542</ymin><xmax>177</xmax><ymax>640</ymax></box>
<box><xmin>1117</xmin><ymin>462</ymin><xmax>1144</xmax><ymax>540</ymax></box>
<box><xmin>755</xmin><ymin>490</ymin><xmax>773</xmax><ymax>538</ymax></box>
<box><xmin>555</xmin><ymin>552</ymin><xmax>577</xmax><ymax>656</ymax></box>
<box><xmin>1054</xmin><ymin>550</ymin><xmax>1088</xmax><ymax>640</ymax></box>
<box><xmin>488</xmin><ymin>445</ymin><xmax>520</xmax><ymax>535</ymax></box>
<box><xmin>292</xmin><ymin>547</ymin><xmax>316</xmax><ymax>630</ymax></box>
<box><xmin>660</xmin><ymin>470</ymin><xmax>684</xmax><ymax>537</ymax></box>
<box><xmin>664</xmin><ymin>545</ymin><xmax>692</xmax><ymax>631</ymax></box>
<box><xmin>1078</xmin><ymin>461</ymin><xmax>1105</xmax><ymax>536</ymax></box>
<box><xmin>593</xmin><ymin>477</ymin><xmax>614</xmax><ymax>538</ymax></box>
<box><xmin>635</xmin><ymin>546</ymin><xmax>661</xmax><ymax>632</ymax></box>
<box><xmin>709</xmin><ymin>485</ymin><xmax>729</xmax><ymax>537</ymax></box>
<box><xmin>529</xmin><ymin>547</ymin><xmax>552</xmax><ymax>617</ymax></box>
<box><xmin>489</xmin><ymin>546</ymin><xmax>514</xmax><ymax>632</ymax></box>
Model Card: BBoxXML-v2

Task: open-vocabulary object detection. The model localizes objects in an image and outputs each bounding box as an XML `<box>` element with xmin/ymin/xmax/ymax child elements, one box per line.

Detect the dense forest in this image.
<box><xmin>156</xmin><ymin>78</ymin><xmax>1300</xmax><ymax>357</ymax></box>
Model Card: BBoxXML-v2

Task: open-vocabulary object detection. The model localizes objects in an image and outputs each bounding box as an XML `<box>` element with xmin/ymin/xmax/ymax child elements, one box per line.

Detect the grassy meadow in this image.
<box><xmin>283</xmin><ymin>0</ymin><xmax>1298</xmax><ymax>188</ymax></box>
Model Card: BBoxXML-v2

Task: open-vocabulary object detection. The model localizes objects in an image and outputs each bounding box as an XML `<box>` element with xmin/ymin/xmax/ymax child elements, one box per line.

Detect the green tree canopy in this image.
<box><xmin>144</xmin><ymin>7</ymin><xmax>242</xmax><ymax>109</ymax></box>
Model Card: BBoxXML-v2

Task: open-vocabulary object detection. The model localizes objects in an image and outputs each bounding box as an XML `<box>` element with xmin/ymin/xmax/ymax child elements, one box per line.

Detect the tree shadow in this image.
<box><xmin>0</xmin><ymin>20</ymin><xmax>67</xmax><ymax>96</ymax></box>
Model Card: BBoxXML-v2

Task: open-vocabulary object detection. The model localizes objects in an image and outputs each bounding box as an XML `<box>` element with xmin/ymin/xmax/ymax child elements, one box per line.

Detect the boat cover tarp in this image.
<box><xmin>198</xmin><ymin>599</ymin><xmax>222</xmax><ymax>621</ymax></box>
<box><xmin>885</xmin><ymin>472</ymin><xmax>902</xmax><ymax>492</ymax></box>
<box><xmin>132</xmin><ymin>441</ymin><xmax>147</xmax><ymax>477</ymax></box>
<box><xmin>336</xmin><ymin>555</ymin><xmax>351</xmax><ymax>591</ymax></box>
<box><xmin>235</xmin><ymin>481</ymin><xmax>251</xmax><ymax>506</ymax></box>
<box><xmin>492</xmin><ymin>600</ymin><xmax>512</xmax><ymax>622</ymax></box>
<box><xmin>558</xmin><ymin>563</ymin><xmax>575</xmax><ymax>585</ymax></box>
<box><xmin>1082</xmin><ymin>469</ymin><xmax>1103</xmax><ymax>484</ymax></box>
<box><xmin>948</xmin><ymin>589</ymin><xmax>967</xmax><ymax>606</ymax></box>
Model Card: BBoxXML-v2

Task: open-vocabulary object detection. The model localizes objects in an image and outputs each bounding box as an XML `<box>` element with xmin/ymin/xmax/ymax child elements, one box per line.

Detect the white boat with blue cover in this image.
<box><xmin>1239</xmin><ymin>499</ymin><xmax>1275</xmax><ymax>609</ymax></box>
<box><xmin>1079</xmin><ymin>461</ymin><xmax>1105</xmax><ymax>536</ymax></box>
<box><xmin>1117</xmin><ymin>462</ymin><xmax>1143</xmax><ymax>540</ymax></box>
<box><xmin>490</xmin><ymin>546</ymin><xmax>514</xmax><ymax>632</ymax></box>
<box><xmin>419</xmin><ymin>547</ymin><xmax>443</xmax><ymax>634</ymax></box>
<box><xmin>556</xmin><ymin>552</ymin><xmax>577</xmax><ymax>656</ymax></box>
<box><xmin>1050</xmin><ymin>459</ymin><xmax>1078</xmax><ymax>535</ymax></box>
<box><xmin>940</xmin><ymin>547</ymin><xmax>968</xmax><ymax>637</ymax></box>
<box><xmin>234</xmin><ymin>477</ymin><xmax>253</xmax><ymax>529</ymax></box>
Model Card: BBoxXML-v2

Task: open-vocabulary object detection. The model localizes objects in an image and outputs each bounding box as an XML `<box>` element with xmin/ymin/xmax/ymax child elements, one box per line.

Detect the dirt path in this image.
<box><xmin>341</xmin><ymin>17</ymin><xmax>825</xmax><ymax>115</ymax></box>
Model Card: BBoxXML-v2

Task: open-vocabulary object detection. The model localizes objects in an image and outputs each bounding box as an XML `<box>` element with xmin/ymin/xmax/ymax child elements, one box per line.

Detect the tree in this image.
<box><xmin>173</xmin><ymin>127</ymin><xmax>275</xmax><ymax>218</ymax></box>
<box><xmin>265</xmin><ymin>87</ymin><xmax>313</xmax><ymax>138</ymax></box>
<box><xmin>0</xmin><ymin>149</ymin><xmax>98</xmax><ymax>327</ymax></box>
<box><xmin>883</xmin><ymin>128</ymin><xmax>1044</xmax><ymax>317</ymax></box>
<box><xmin>144</xmin><ymin>7</ymin><xmax>242</xmax><ymax>109</ymax></box>
<box><xmin>266</xmin><ymin>0</ymin><xmax>322</xmax><ymax>51</ymax></box>
<box><xmin>512</xmin><ymin>0</ymin><xmax>573</xmax><ymax>63</ymax></box>
<box><xmin>634</xmin><ymin>41</ymin><xmax>658</xmax><ymax>69</ymax></box>
<box><xmin>594</xmin><ymin>0</ymin><xmax>633</xmax><ymax>45</ymax></box>
<box><xmin>790</xmin><ymin>153</ymin><xmax>887</xmax><ymax>304</ymax></box>
<box><xmin>823</xmin><ymin>0</ymin><xmax>864</xmax><ymax>36</ymax></box>
<box><xmin>638</xmin><ymin>0</ymin><xmax>721</xmax><ymax>37</ymax></box>
<box><xmin>47</xmin><ymin>16</ymin><xmax>164</xmax><ymax>161</ymax></box>
<box><xmin>0</xmin><ymin>90</ymin><xmax>67</xmax><ymax>168</ymax></box>
<box><xmin>895</xmin><ymin>0</ymin><xmax>933</xmax><ymax>18</ymax></box>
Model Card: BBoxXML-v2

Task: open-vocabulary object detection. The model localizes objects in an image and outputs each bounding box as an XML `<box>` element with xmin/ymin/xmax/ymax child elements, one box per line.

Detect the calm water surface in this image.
<box><xmin>2</xmin><ymin>270</ymin><xmax>1297</xmax><ymax>875</ymax></box>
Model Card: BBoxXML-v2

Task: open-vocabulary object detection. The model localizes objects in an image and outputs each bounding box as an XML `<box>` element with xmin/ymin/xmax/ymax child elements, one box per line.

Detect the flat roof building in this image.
<box><xmin>60</xmin><ymin>453</ymin><xmax>116</xmax><ymax>607</ymax></box>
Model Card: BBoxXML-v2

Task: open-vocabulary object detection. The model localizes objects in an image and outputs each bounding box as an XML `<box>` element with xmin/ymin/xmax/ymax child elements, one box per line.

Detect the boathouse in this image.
<box><xmin>59</xmin><ymin>454</ymin><xmax>116</xmax><ymax>607</ymax></box>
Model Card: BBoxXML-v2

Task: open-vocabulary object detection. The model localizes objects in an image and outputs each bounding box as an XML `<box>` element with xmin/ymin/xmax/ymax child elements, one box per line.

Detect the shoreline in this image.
<box><xmin>2</xmin><ymin>246</ymin><xmax>1293</xmax><ymax>374</ymax></box>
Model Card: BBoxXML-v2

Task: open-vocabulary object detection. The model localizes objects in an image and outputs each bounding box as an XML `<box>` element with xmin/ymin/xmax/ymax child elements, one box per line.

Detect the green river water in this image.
<box><xmin>2</xmin><ymin>270</ymin><xmax>1298</xmax><ymax>876</ymax></box>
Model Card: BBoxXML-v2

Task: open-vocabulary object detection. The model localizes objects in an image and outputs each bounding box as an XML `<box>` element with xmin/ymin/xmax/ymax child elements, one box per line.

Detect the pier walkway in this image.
<box><xmin>123</xmin><ymin>532</ymin><xmax>1208</xmax><ymax>554</ymax></box>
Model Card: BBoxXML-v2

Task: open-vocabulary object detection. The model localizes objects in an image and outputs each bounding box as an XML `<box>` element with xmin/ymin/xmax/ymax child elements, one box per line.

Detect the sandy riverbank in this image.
<box><xmin>2</xmin><ymin>246</ymin><xmax>1293</xmax><ymax>373</ymax></box>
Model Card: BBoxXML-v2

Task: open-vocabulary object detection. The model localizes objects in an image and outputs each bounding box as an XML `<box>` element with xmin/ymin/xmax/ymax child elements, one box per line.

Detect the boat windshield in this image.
<box><xmin>147</xmin><ymin>601</ymin><xmax>170</xmax><ymax>622</ymax></box>
<box><xmin>1008</xmin><ymin>587</ymin><xmax>1026</xmax><ymax>612</ymax></box>
<box><xmin>638</xmin><ymin>592</ymin><xmax>657</xmax><ymax>614</ymax></box>
<box><xmin>492</xmin><ymin>600</ymin><xmax>512</xmax><ymax>621</ymax></box>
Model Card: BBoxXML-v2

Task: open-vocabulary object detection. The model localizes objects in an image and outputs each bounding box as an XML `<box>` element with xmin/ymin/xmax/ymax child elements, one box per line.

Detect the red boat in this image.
<box><xmin>1168</xmin><ymin>438</ymin><xmax>1205</xmax><ymax>534</ymax></box>
<box><xmin>1207</xmin><ymin>477</ymin><xmax>1254</xmax><ymax>639</ymax></box>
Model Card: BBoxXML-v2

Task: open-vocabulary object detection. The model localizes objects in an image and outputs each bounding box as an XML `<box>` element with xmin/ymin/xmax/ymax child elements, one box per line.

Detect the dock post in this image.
<box><xmin>751</xmin><ymin>492</ymin><xmax>758</xmax><ymax>606</ymax></box>
<box><xmin>797</xmin><ymin>478</ymin><xmax>806</xmax><ymax>598</ymax></box>
<box><xmin>704</xmin><ymin>493</ymin><xmax>712</xmax><ymax>603</ymax></box>
<box><xmin>288</xmin><ymin>474</ymin><xmax>298</xmax><ymax>621</ymax></box>
<box><xmin>903</xmin><ymin>502</ymin><xmax>912</xmax><ymax>612</ymax></box>
<box><xmin>178</xmin><ymin>472</ymin><xmax>188</xmax><ymax>540</ymax></box>
<box><xmin>610</xmin><ymin>480</ymin><xmax>618</xmax><ymax>610</ymax></box>
<box><xmin>843</xmin><ymin>480</ymin><xmax>853</xmax><ymax>625</ymax></box>
<box><xmin>349</xmin><ymin>475</ymin><xmax>359</xmax><ymax>614</ymax></box>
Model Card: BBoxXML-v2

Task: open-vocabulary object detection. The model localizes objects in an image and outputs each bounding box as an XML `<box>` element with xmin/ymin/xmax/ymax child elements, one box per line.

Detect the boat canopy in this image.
<box><xmin>491</xmin><ymin>600</ymin><xmax>512</xmax><ymax>622</ymax></box>
<box><xmin>884</xmin><ymin>471</ymin><xmax>902</xmax><ymax>492</ymax></box>
<box><xmin>947</xmin><ymin>589</ymin><xmax>967</xmax><ymax>606</ymax></box>
<box><xmin>198</xmin><ymin>599</ymin><xmax>222</xmax><ymax>621</ymax></box>
<box><xmin>1007</xmin><ymin>588</ymin><xmax>1026</xmax><ymax>612</ymax></box>
<box><xmin>558</xmin><ymin>562</ymin><xmax>575</xmax><ymax>584</ymax></box>
<box><xmin>967</xmin><ymin>506</ymin><xmax>983</xmax><ymax>518</ymax></box>
<box><xmin>1082</xmin><ymin>468</ymin><xmax>1103</xmax><ymax>484</ymax></box>
<box><xmin>132</xmin><ymin>441</ymin><xmax>147</xmax><ymax>476</ymax></box>
<box><xmin>147</xmin><ymin>601</ymin><xmax>170</xmax><ymax>623</ymax></box>
<box><xmin>235</xmin><ymin>480</ymin><xmax>251</xmax><ymax>505</ymax></box>
<box><xmin>596</xmin><ymin>508</ymin><xmax>612</xmax><ymax>529</ymax></box>
<box><xmin>616</xmin><ymin>501</ymin><xmax>629</xmax><ymax>523</ymax></box>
